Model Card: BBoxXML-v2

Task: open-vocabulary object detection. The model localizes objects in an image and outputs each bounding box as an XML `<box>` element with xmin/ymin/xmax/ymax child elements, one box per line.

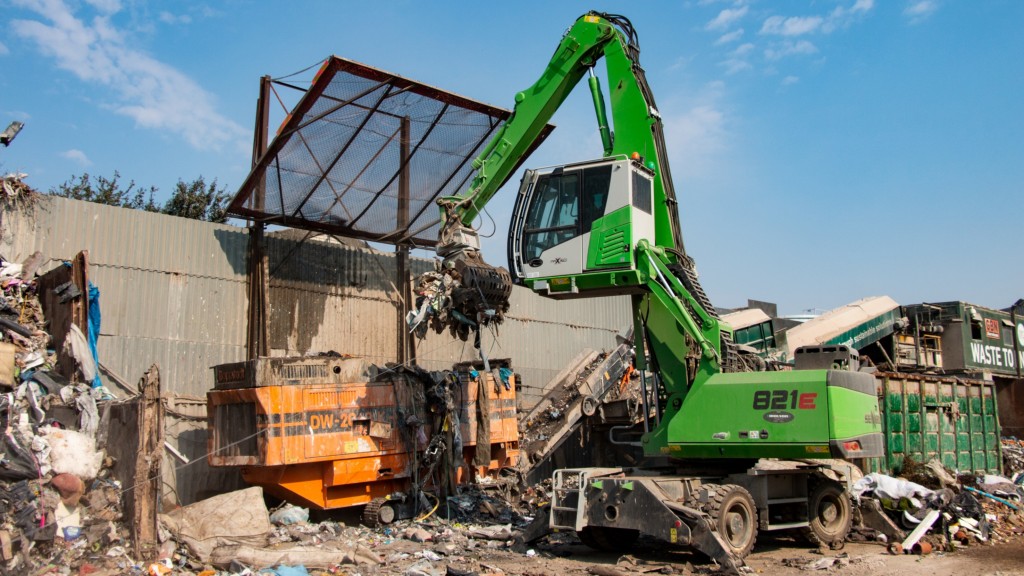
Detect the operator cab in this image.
<box><xmin>508</xmin><ymin>158</ymin><xmax>655</xmax><ymax>288</ymax></box>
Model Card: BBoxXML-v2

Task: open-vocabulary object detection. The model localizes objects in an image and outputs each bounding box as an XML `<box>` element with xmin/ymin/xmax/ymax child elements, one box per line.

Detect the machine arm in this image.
<box><xmin>438</xmin><ymin>12</ymin><xmax>683</xmax><ymax>255</ymax></box>
<box><xmin>420</xmin><ymin>12</ymin><xmax>693</xmax><ymax>347</ymax></box>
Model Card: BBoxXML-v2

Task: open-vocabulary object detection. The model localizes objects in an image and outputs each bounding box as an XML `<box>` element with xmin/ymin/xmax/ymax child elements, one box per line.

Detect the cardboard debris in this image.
<box><xmin>159</xmin><ymin>487</ymin><xmax>272</xmax><ymax>562</ymax></box>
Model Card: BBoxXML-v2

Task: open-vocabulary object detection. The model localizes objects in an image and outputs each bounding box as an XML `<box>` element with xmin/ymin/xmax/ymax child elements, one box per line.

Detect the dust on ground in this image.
<box><xmin>440</xmin><ymin>535</ymin><xmax>1024</xmax><ymax>576</ymax></box>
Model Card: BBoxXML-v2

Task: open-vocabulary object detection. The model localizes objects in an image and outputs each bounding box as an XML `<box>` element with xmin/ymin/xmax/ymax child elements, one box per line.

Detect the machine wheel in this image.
<box><xmin>702</xmin><ymin>483</ymin><xmax>758</xmax><ymax>558</ymax></box>
<box><xmin>577</xmin><ymin>527</ymin><xmax>639</xmax><ymax>552</ymax></box>
<box><xmin>801</xmin><ymin>479</ymin><xmax>852</xmax><ymax>547</ymax></box>
<box><xmin>362</xmin><ymin>498</ymin><xmax>396</xmax><ymax>528</ymax></box>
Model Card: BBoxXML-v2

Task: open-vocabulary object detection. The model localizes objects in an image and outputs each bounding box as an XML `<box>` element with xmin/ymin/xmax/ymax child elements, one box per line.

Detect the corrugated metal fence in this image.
<box><xmin>1</xmin><ymin>196</ymin><xmax>630</xmax><ymax>500</ymax></box>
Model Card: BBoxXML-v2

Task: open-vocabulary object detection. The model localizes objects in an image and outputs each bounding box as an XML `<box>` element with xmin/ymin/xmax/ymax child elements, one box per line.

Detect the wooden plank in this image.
<box><xmin>132</xmin><ymin>364</ymin><xmax>163</xmax><ymax>557</ymax></box>
<box><xmin>36</xmin><ymin>250</ymin><xmax>90</xmax><ymax>383</ymax></box>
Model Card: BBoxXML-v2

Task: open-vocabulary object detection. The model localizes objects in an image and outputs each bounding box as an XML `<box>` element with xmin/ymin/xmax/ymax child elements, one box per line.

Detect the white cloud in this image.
<box><xmin>60</xmin><ymin>149</ymin><xmax>92</xmax><ymax>166</ymax></box>
<box><xmin>719</xmin><ymin>43</ymin><xmax>754</xmax><ymax>74</ymax></box>
<box><xmin>720</xmin><ymin>59</ymin><xmax>752</xmax><ymax>75</ymax></box>
<box><xmin>3</xmin><ymin>110</ymin><xmax>31</xmax><ymax>121</ymax></box>
<box><xmin>706</xmin><ymin>6</ymin><xmax>749</xmax><ymax>31</ymax></box>
<box><xmin>904</xmin><ymin>0</ymin><xmax>938</xmax><ymax>23</ymax></box>
<box><xmin>731</xmin><ymin>43</ymin><xmax>755</xmax><ymax>56</ymax></box>
<box><xmin>781</xmin><ymin>75</ymin><xmax>800</xmax><ymax>85</ymax></box>
<box><xmin>11</xmin><ymin>0</ymin><xmax>246</xmax><ymax>151</ymax></box>
<box><xmin>824</xmin><ymin>0</ymin><xmax>876</xmax><ymax>32</ymax></box>
<box><xmin>761</xmin><ymin>15</ymin><xmax>823</xmax><ymax>36</ymax></box>
<box><xmin>159</xmin><ymin>11</ymin><xmax>192</xmax><ymax>25</ymax></box>
<box><xmin>662</xmin><ymin>81</ymin><xmax>730</xmax><ymax>180</ymax></box>
<box><xmin>84</xmin><ymin>0</ymin><xmax>120</xmax><ymax>14</ymax></box>
<box><xmin>832</xmin><ymin>0</ymin><xmax>875</xmax><ymax>18</ymax></box>
<box><xmin>197</xmin><ymin>6</ymin><xmax>221</xmax><ymax>19</ymax></box>
<box><xmin>852</xmin><ymin>0</ymin><xmax>875</xmax><ymax>12</ymax></box>
<box><xmin>764</xmin><ymin>40</ymin><xmax>818</xmax><ymax>61</ymax></box>
<box><xmin>761</xmin><ymin>1</ymin><xmax>874</xmax><ymax>37</ymax></box>
<box><xmin>715</xmin><ymin>29</ymin><xmax>744</xmax><ymax>45</ymax></box>
<box><xmin>668</xmin><ymin>55</ymin><xmax>692</xmax><ymax>72</ymax></box>
<box><xmin>0</xmin><ymin>41</ymin><xmax>9</xmax><ymax>56</ymax></box>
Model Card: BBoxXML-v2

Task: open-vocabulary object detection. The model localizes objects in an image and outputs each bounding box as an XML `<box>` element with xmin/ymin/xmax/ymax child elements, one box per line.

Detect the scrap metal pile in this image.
<box><xmin>407</xmin><ymin>265</ymin><xmax>511</xmax><ymax>344</ymax></box>
<box><xmin>518</xmin><ymin>343</ymin><xmax>635</xmax><ymax>471</ymax></box>
<box><xmin>1004</xmin><ymin>438</ymin><xmax>1024</xmax><ymax>478</ymax></box>
<box><xmin>848</xmin><ymin>458</ymin><xmax>1024</xmax><ymax>555</ymax></box>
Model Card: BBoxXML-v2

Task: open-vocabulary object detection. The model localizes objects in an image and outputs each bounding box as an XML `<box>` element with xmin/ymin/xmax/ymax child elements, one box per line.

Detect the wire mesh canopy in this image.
<box><xmin>229</xmin><ymin>57</ymin><xmax>555</xmax><ymax>248</ymax></box>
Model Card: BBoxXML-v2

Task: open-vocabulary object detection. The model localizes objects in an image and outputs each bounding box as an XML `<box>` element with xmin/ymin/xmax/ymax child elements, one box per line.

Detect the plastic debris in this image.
<box><xmin>269</xmin><ymin>504</ymin><xmax>310</xmax><ymax>526</ymax></box>
<box><xmin>41</xmin><ymin>426</ymin><xmax>104</xmax><ymax>479</ymax></box>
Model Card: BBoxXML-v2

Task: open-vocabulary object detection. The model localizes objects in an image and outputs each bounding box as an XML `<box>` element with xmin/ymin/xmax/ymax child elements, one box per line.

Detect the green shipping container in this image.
<box><xmin>866</xmin><ymin>372</ymin><xmax>1002</xmax><ymax>476</ymax></box>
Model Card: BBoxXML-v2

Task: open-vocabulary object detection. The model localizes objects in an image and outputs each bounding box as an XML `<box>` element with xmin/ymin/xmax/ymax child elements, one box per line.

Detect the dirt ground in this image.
<box><xmin>401</xmin><ymin>534</ymin><xmax>1024</xmax><ymax>576</ymax></box>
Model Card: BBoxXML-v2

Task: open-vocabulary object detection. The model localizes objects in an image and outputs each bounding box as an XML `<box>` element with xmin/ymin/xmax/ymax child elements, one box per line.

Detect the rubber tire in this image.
<box><xmin>802</xmin><ymin>480</ymin><xmax>852</xmax><ymax>547</ymax></box>
<box><xmin>577</xmin><ymin>527</ymin><xmax>639</xmax><ymax>552</ymax></box>
<box><xmin>704</xmin><ymin>483</ymin><xmax>758</xmax><ymax>558</ymax></box>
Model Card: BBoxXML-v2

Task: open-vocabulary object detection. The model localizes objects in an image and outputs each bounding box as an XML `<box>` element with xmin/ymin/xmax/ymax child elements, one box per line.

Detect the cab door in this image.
<box><xmin>518</xmin><ymin>168</ymin><xmax>584</xmax><ymax>279</ymax></box>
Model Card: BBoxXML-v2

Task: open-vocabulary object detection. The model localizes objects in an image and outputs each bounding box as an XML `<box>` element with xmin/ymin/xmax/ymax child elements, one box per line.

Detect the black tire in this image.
<box><xmin>577</xmin><ymin>527</ymin><xmax>639</xmax><ymax>552</ymax></box>
<box><xmin>703</xmin><ymin>483</ymin><xmax>758</xmax><ymax>558</ymax></box>
<box><xmin>801</xmin><ymin>479</ymin><xmax>852</xmax><ymax>547</ymax></box>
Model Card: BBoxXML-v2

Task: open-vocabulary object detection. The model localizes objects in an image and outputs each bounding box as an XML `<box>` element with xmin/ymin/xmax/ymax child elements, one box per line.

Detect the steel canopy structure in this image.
<box><xmin>228</xmin><ymin>56</ymin><xmax>555</xmax><ymax>248</ymax></box>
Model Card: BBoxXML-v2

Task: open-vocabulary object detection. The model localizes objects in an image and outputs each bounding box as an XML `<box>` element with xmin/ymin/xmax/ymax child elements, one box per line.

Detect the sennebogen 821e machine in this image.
<box><xmin>419</xmin><ymin>11</ymin><xmax>883</xmax><ymax>571</ymax></box>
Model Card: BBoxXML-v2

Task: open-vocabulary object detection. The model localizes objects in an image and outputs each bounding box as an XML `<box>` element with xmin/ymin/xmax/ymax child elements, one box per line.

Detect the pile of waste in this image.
<box><xmin>0</xmin><ymin>250</ymin><xmax>128</xmax><ymax>574</ymax></box>
<box><xmin>151</xmin><ymin>483</ymin><xmax>549</xmax><ymax>576</ymax></box>
<box><xmin>0</xmin><ymin>251</ymin><xmax>49</xmax><ymax>374</ymax></box>
<box><xmin>518</xmin><ymin>340</ymin><xmax>634</xmax><ymax>471</ymax></box>
<box><xmin>1003</xmin><ymin>437</ymin><xmax>1024</xmax><ymax>478</ymax></box>
<box><xmin>0</xmin><ymin>172</ymin><xmax>38</xmax><ymax>209</ymax></box>
<box><xmin>850</xmin><ymin>457</ymin><xmax>1024</xmax><ymax>556</ymax></box>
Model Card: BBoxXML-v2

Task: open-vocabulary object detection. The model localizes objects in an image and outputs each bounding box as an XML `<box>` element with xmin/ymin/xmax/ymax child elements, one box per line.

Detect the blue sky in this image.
<box><xmin>2</xmin><ymin>0</ymin><xmax>1021</xmax><ymax>315</ymax></box>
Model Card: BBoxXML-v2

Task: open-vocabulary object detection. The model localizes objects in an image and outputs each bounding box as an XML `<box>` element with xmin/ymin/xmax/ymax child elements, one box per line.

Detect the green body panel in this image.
<box><xmin>828</xmin><ymin>385</ymin><xmax>882</xmax><ymax>440</ymax></box>
<box><xmin>867</xmin><ymin>373</ymin><xmax>1002</xmax><ymax>475</ymax></box>
<box><xmin>586</xmin><ymin>206</ymin><xmax>632</xmax><ymax>269</ymax></box>
<box><xmin>667</xmin><ymin>370</ymin><xmax>831</xmax><ymax>458</ymax></box>
<box><xmin>662</xmin><ymin>370</ymin><xmax>881</xmax><ymax>459</ymax></box>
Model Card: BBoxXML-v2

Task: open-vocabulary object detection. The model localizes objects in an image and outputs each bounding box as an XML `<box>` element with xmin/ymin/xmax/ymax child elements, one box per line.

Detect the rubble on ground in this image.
<box><xmin>849</xmin><ymin>458</ymin><xmax>1024</xmax><ymax>558</ymax></box>
<box><xmin>518</xmin><ymin>339</ymin><xmax>634</xmax><ymax>470</ymax></box>
<box><xmin>1003</xmin><ymin>438</ymin><xmax>1024</xmax><ymax>479</ymax></box>
<box><xmin>148</xmin><ymin>481</ymin><xmax>554</xmax><ymax>575</ymax></box>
